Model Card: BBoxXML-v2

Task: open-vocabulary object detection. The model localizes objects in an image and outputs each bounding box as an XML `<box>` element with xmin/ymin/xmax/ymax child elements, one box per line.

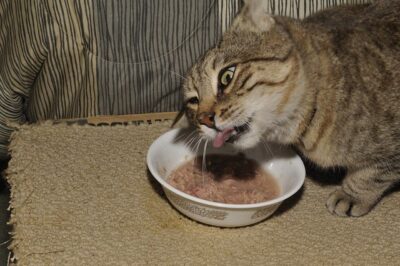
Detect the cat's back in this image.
<box><xmin>300</xmin><ymin>0</ymin><xmax>400</xmax><ymax>80</ymax></box>
<box><xmin>303</xmin><ymin>0</ymin><xmax>400</xmax><ymax>30</ymax></box>
<box><xmin>296</xmin><ymin>0</ymin><xmax>400</xmax><ymax>165</ymax></box>
<box><xmin>302</xmin><ymin>0</ymin><xmax>400</xmax><ymax>52</ymax></box>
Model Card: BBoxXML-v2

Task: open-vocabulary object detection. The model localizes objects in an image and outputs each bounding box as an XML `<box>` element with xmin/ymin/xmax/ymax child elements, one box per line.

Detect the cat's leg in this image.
<box><xmin>326</xmin><ymin>165</ymin><xmax>398</xmax><ymax>217</ymax></box>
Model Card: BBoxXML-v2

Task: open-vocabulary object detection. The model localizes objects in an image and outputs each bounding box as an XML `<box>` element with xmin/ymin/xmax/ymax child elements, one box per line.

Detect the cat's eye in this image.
<box><xmin>218</xmin><ymin>66</ymin><xmax>236</xmax><ymax>93</ymax></box>
<box><xmin>187</xmin><ymin>97</ymin><xmax>199</xmax><ymax>105</ymax></box>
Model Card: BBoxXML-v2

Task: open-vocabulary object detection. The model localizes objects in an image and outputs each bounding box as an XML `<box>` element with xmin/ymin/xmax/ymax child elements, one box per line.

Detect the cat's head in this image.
<box><xmin>180</xmin><ymin>0</ymin><xmax>306</xmax><ymax>149</ymax></box>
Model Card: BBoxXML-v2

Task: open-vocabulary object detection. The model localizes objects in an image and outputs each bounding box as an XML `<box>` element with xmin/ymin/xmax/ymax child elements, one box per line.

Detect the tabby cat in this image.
<box><xmin>175</xmin><ymin>0</ymin><xmax>400</xmax><ymax>217</ymax></box>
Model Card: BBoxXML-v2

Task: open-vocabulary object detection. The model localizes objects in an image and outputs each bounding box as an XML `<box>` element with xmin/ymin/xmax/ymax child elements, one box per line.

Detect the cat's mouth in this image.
<box><xmin>213</xmin><ymin>122</ymin><xmax>250</xmax><ymax>148</ymax></box>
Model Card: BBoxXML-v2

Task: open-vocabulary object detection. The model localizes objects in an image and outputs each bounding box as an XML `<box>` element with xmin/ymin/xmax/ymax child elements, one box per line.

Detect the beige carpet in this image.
<box><xmin>5</xmin><ymin>122</ymin><xmax>400</xmax><ymax>265</ymax></box>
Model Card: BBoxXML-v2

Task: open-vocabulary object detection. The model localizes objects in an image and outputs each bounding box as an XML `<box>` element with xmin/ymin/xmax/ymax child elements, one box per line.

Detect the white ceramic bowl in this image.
<box><xmin>147</xmin><ymin>128</ymin><xmax>305</xmax><ymax>227</ymax></box>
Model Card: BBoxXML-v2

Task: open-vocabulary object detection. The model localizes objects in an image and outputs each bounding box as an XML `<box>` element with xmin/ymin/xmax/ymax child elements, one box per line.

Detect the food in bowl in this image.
<box><xmin>146</xmin><ymin>128</ymin><xmax>305</xmax><ymax>227</ymax></box>
<box><xmin>167</xmin><ymin>154</ymin><xmax>280</xmax><ymax>204</ymax></box>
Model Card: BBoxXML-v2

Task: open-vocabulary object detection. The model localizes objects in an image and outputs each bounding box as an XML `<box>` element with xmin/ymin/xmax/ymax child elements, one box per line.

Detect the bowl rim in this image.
<box><xmin>147</xmin><ymin>129</ymin><xmax>306</xmax><ymax>209</ymax></box>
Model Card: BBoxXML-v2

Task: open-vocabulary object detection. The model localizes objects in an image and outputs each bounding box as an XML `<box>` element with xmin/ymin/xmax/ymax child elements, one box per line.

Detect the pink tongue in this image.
<box><xmin>213</xmin><ymin>128</ymin><xmax>234</xmax><ymax>148</ymax></box>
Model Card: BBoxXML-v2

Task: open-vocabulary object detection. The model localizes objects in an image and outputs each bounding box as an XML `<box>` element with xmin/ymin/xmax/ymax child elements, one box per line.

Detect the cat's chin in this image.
<box><xmin>228</xmin><ymin>131</ymin><xmax>261</xmax><ymax>150</ymax></box>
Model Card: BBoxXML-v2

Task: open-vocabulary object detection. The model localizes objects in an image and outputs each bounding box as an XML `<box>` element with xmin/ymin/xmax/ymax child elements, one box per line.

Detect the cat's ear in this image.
<box><xmin>240</xmin><ymin>0</ymin><xmax>275</xmax><ymax>32</ymax></box>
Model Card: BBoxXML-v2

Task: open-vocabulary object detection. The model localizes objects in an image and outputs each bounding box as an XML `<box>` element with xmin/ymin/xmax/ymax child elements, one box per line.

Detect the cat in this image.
<box><xmin>174</xmin><ymin>0</ymin><xmax>400</xmax><ymax>217</ymax></box>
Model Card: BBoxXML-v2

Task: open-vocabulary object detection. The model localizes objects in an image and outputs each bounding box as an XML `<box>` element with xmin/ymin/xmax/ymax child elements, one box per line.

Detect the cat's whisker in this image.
<box><xmin>185</xmin><ymin>131</ymin><xmax>203</xmax><ymax>151</ymax></box>
<box><xmin>194</xmin><ymin>137</ymin><xmax>205</xmax><ymax>186</ymax></box>
<box><xmin>261</xmin><ymin>139</ymin><xmax>275</xmax><ymax>157</ymax></box>
<box><xmin>189</xmin><ymin>136</ymin><xmax>201</xmax><ymax>186</ymax></box>
<box><xmin>201</xmin><ymin>139</ymin><xmax>209</xmax><ymax>187</ymax></box>
<box><xmin>193</xmin><ymin>135</ymin><xmax>204</xmax><ymax>157</ymax></box>
<box><xmin>181</xmin><ymin>130</ymin><xmax>198</xmax><ymax>145</ymax></box>
<box><xmin>191</xmin><ymin>136</ymin><xmax>203</xmax><ymax>166</ymax></box>
<box><xmin>167</xmin><ymin>69</ymin><xmax>188</xmax><ymax>81</ymax></box>
<box><xmin>175</xmin><ymin>130</ymin><xmax>196</xmax><ymax>143</ymax></box>
<box><xmin>185</xmin><ymin>135</ymin><xmax>199</xmax><ymax>151</ymax></box>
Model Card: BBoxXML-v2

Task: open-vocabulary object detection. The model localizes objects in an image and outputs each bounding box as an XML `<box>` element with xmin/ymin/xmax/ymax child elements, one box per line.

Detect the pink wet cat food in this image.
<box><xmin>167</xmin><ymin>154</ymin><xmax>280</xmax><ymax>204</ymax></box>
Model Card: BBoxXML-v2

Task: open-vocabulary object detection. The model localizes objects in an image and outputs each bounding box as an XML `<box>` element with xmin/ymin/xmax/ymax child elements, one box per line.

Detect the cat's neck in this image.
<box><xmin>278</xmin><ymin>18</ymin><xmax>338</xmax><ymax>150</ymax></box>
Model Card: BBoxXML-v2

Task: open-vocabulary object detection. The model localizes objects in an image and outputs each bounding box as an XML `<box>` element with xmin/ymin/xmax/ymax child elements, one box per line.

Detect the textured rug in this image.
<box><xmin>5</xmin><ymin>122</ymin><xmax>400</xmax><ymax>265</ymax></box>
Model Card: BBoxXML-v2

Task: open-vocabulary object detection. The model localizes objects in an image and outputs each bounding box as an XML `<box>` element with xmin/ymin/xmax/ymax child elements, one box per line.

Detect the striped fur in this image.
<box><xmin>182</xmin><ymin>0</ymin><xmax>400</xmax><ymax>217</ymax></box>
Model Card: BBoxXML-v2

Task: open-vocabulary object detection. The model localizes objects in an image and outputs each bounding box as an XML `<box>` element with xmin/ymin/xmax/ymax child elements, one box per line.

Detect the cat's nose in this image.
<box><xmin>198</xmin><ymin>112</ymin><xmax>215</xmax><ymax>128</ymax></box>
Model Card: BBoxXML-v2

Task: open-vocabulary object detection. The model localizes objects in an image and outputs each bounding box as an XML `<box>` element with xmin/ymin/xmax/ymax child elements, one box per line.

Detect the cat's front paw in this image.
<box><xmin>326</xmin><ymin>189</ymin><xmax>373</xmax><ymax>217</ymax></box>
